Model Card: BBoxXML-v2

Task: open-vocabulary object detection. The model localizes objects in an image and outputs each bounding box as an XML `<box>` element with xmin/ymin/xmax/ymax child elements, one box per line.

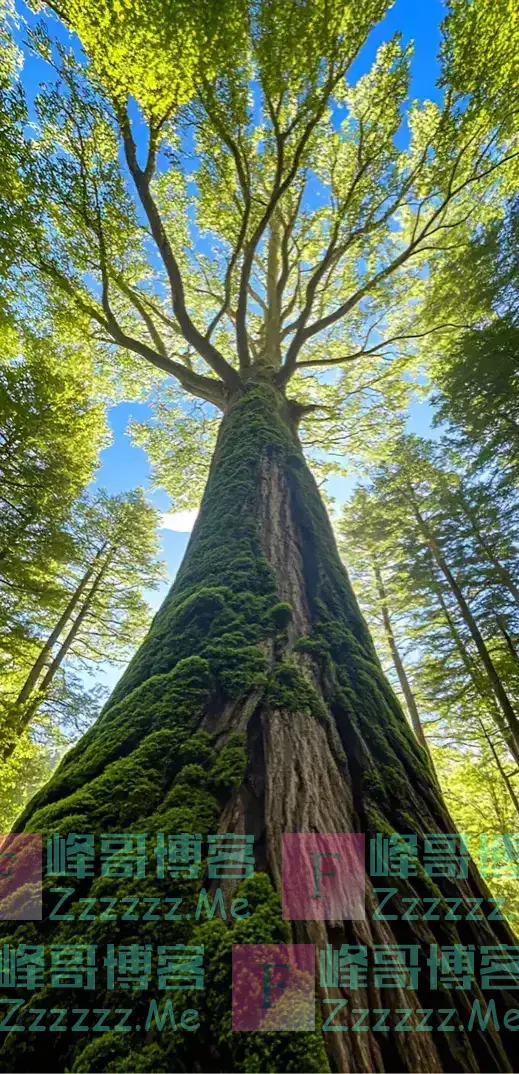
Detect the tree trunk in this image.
<box><xmin>459</xmin><ymin>494</ymin><xmax>519</xmax><ymax>611</ymax></box>
<box><xmin>372</xmin><ymin>561</ymin><xmax>430</xmax><ymax>754</ymax></box>
<box><xmin>0</xmin><ymin>545</ymin><xmax>110</xmax><ymax>763</ymax></box>
<box><xmin>433</xmin><ymin>579</ymin><xmax>519</xmax><ymax>766</ymax></box>
<box><xmin>15</xmin><ymin>543</ymin><xmax>108</xmax><ymax>708</ymax></box>
<box><xmin>36</xmin><ymin>548</ymin><xmax>114</xmax><ymax>698</ymax></box>
<box><xmin>495</xmin><ymin>612</ymin><xmax>519</xmax><ymax>666</ymax></box>
<box><xmin>476</xmin><ymin>716</ymin><xmax>519</xmax><ymax>818</ymax></box>
<box><xmin>1</xmin><ymin>550</ymin><xmax>114</xmax><ymax>763</ymax></box>
<box><xmin>2</xmin><ymin>381</ymin><xmax>518</xmax><ymax>1074</ymax></box>
<box><xmin>430</xmin><ymin>583</ymin><xmax>519</xmax><ymax>815</ymax></box>
<box><xmin>411</xmin><ymin>497</ymin><xmax>519</xmax><ymax>760</ymax></box>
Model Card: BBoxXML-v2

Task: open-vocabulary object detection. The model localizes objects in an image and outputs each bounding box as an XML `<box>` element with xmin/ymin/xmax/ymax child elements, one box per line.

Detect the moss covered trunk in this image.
<box><xmin>1</xmin><ymin>380</ymin><xmax>518</xmax><ymax>1074</ymax></box>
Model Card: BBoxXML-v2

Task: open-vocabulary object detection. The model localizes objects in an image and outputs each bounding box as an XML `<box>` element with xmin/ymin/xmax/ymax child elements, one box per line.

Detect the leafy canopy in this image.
<box><xmin>14</xmin><ymin>0</ymin><xmax>518</xmax><ymax>503</ymax></box>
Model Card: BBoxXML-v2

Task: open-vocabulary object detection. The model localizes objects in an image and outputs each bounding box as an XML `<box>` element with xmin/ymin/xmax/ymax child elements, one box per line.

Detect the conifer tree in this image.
<box><xmin>0</xmin><ymin>488</ymin><xmax>164</xmax><ymax>761</ymax></box>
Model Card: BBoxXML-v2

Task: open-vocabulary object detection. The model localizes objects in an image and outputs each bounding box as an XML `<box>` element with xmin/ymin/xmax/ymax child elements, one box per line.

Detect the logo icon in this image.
<box><xmin>232</xmin><ymin>944</ymin><xmax>315</xmax><ymax>1031</ymax></box>
<box><xmin>282</xmin><ymin>833</ymin><xmax>365</xmax><ymax>920</ymax></box>
<box><xmin>0</xmin><ymin>833</ymin><xmax>42</xmax><ymax>920</ymax></box>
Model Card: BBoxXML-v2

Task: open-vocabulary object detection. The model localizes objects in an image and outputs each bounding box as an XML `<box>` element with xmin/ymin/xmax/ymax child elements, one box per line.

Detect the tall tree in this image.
<box><xmin>340</xmin><ymin>469</ymin><xmax>519</xmax><ymax>814</ymax></box>
<box><xmin>361</xmin><ymin>436</ymin><xmax>519</xmax><ymax>758</ymax></box>
<box><xmin>0</xmin><ymin>488</ymin><xmax>165</xmax><ymax>760</ymax></box>
<box><xmin>2</xmin><ymin>2</ymin><xmax>519</xmax><ymax>1072</ymax></box>
<box><xmin>425</xmin><ymin>201</ymin><xmax>519</xmax><ymax>476</ymax></box>
<box><xmin>339</xmin><ymin>488</ymin><xmax>432</xmax><ymax>754</ymax></box>
<box><xmin>0</xmin><ymin>0</ymin><xmax>34</xmax><ymax>286</ymax></box>
<box><xmin>0</xmin><ymin>322</ymin><xmax>111</xmax><ymax>804</ymax></box>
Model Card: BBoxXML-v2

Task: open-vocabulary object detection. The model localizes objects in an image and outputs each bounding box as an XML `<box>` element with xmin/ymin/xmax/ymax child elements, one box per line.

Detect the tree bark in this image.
<box><xmin>2</xmin><ymin>381</ymin><xmax>518</xmax><ymax>1074</ymax></box>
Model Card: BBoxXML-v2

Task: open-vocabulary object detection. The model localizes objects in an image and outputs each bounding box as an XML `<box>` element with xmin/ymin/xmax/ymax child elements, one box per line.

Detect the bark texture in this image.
<box><xmin>1</xmin><ymin>380</ymin><xmax>518</xmax><ymax>1074</ymax></box>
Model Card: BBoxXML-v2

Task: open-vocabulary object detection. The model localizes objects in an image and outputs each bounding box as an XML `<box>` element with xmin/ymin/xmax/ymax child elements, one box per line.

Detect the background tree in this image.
<box><xmin>0</xmin><ymin>487</ymin><xmax>165</xmax><ymax>757</ymax></box>
<box><xmin>0</xmin><ymin>4</ymin><xmax>169</xmax><ymax>822</ymax></box>
<box><xmin>418</xmin><ymin>200</ymin><xmax>519</xmax><ymax>476</ymax></box>
<box><xmin>0</xmin><ymin>487</ymin><xmax>164</xmax><ymax>837</ymax></box>
<box><xmin>0</xmin><ymin>325</ymin><xmax>108</xmax><ymax>663</ymax></box>
<box><xmin>338</xmin><ymin>486</ymin><xmax>433</xmax><ymax>754</ymax></box>
<box><xmin>339</xmin><ymin>437</ymin><xmax>519</xmax><ymax>900</ymax></box>
<box><xmin>0</xmin><ymin>0</ymin><xmax>34</xmax><ymax>286</ymax></box>
<box><xmin>2</xmin><ymin>2</ymin><xmax>519</xmax><ymax>1072</ymax></box>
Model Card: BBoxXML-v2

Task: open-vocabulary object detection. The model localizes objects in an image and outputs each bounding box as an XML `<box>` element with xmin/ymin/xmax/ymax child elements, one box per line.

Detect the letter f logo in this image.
<box><xmin>310</xmin><ymin>851</ymin><xmax>340</xmax><ymax>898</ymax></box>
<box><xmin>260</xmin><ymin>962</ymin><xmax>290</xmax><ymax>1009</ymax></box>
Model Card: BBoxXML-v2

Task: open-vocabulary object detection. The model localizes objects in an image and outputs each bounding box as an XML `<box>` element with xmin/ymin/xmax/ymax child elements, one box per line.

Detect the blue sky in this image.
<box><xmin>15</xmin><ymin>0</ymin><xmax>446</xmax><ymax>690</ymax></box>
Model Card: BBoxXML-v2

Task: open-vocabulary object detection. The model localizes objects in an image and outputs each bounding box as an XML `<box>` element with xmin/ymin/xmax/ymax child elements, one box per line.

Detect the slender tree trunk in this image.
<box><xmin>410</xmin><ymin>495</ymin><xmax>519</xmax><ymax>758</ymax></box>
<box><xmin>264</xmin><ymin>213</ymin><xmax>282</xmax><ymax>369</ymax></box>
<box><xmin>1</xmin><ymin>550</ymin><xmax>114</xmax><ymax>763</ymax></box>
<box><xmin>2</xmin><ymin>382</ymin><xmax>518</xmax><ymax>1074</ymax></box>
<box><xmin>36</xmin><ymin>550</ymin><xmax>113</xmax><ymax>697</ymax></box>
<box><xmin>15</xmin><ymin>542</ymin><xmax>108</xmax><ymax>709</ymax></box>
<box><xmin>460</xmin><ymin>494</ymin><xmax>519</xmax><ymax>610</ymax></box>
<box><xmin>433</xmin><ymin>579</ymin><xmax>519</xmax><ymax>765</ymax></box>
<box><xmin>476</xmin><ymin>716</ymin><xmax>519</xmax><ymax>818</ymax></box>
<box><xmin>437</xmin><ymin>597</ymin><xmax>519</xmax><ymax>815</ymax></box>
<box><xmin>495</xmin><ymin>612</ymin><xmax>519</xmax><ymax>665</ymax></box>
<box><xmin>372</xmin><ymin>561</ymin><xmax>429</xmax><ymax>754</ymax></box>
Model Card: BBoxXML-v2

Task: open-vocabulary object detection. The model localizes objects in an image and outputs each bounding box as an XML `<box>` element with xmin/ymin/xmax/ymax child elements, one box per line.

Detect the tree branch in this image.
<box><xmin>295</xmin><ymin>322</ymin><xmax>472</xmax><ymax>369</ymax></box>
<box><xmin>111</xmin><ymin>274</ymin><xmax>169</xmax><ymax>358</ymax></box>
<box><xmin>234</xmin><ymin>68</ymin><xmax>342</xmax><ymax>370</ymax></box>
<box><xmin>118</xmin><ymin>106</ymin><xmax>242</xmax><ymax>393</ymax></box>
<box><xmin>37</xmin><ymin>256</ymin><xmax>226</xmax><ymax>407</ymax></box>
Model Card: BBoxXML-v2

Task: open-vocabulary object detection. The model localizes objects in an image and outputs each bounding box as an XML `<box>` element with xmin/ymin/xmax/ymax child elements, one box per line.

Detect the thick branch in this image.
<box><xmin>118</xmin><ymin>107</ymin><xmax>242</xmax><ymax>393</ymax></box>
<box><xmin>277</xmin><ymin>126</ymin><xmax>519</xmax><ymax>385</ymax></box>
<box><xmin>37</xmin><ymin>257</ymin><xmax>226</xmax><ymax>408</ymax></box>
<box><xmin>234</xmin><ymin>69</ymin><xmax>343</xmax><ymax>370</ymax></box>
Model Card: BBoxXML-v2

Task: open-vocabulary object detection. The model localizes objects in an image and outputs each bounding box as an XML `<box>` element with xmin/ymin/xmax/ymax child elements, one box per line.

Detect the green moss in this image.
<box><xmin>184</xmin><ymin>872</ymin><xmax>328</xmax><ymax>1074</ymax></box>
<box><xmin>293</xmin><ymin>634</ymin><xmax>329</xmax><ymax>659</ymax></box>
<box><xmin>177</xmin><ymin>730</ymin><xmax>215</xmax><ymax>767</ymax></box>
<box><xmin>266</xmin><ymin>661</ymin><xmax>327</xmax><ymax>721</ymax></box>
<box><xmin>205</xmin><ymin>632</ymin><xmax>268</xmax><ymax>697</ymax></box>
<box><xmin>174</xmin><ymin>763</ymin><xmax>208</xmax><ymax>785</ymax></box>
<box><xmin>209</xmin><ymin>735</ymin><xmax>248</xmax><ymax>795</ymax></box>
<box><xmin>266</xmin><ymin>601</ymin><xmax>293</xmax><ymax>631</ymax></box>
<box><xmin>174</xmin><ymin>585</ymin><xmax>232</xmax><ymax>626</ymax></box>
<box><xmin>72</xmin><ymin>1040</ymin><xmax>171</xmax><ymax>1074</ymax></box>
